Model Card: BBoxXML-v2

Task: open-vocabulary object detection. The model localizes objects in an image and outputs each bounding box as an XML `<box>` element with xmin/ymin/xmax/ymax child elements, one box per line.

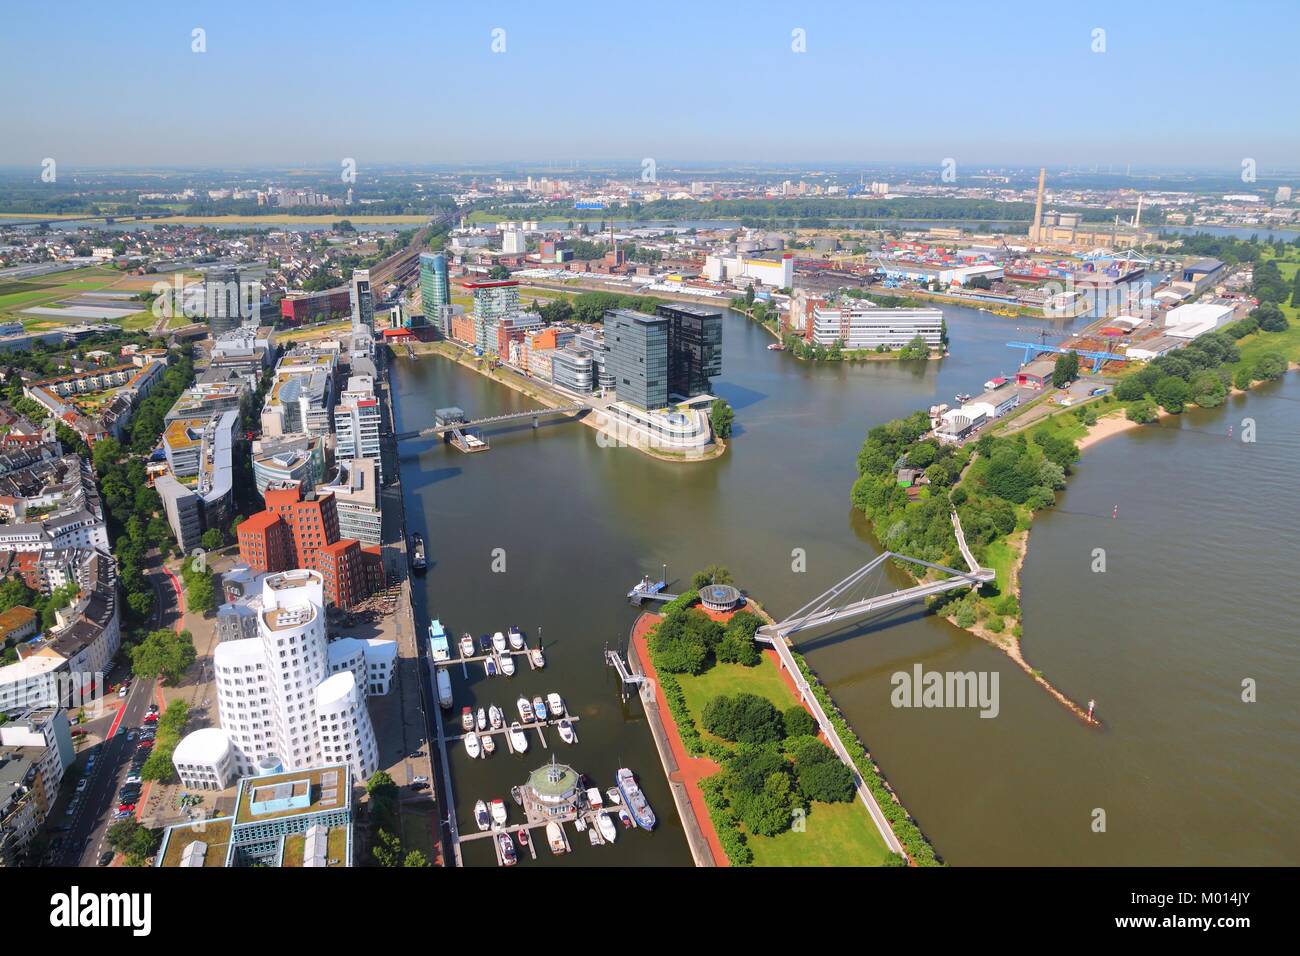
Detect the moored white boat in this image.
<box><xmin>605</xmin><ymin>787</ymin><xmax>621</xmax><ymax>806</ymax></box>
<box><xmin>499</xmin><ymin>833</ymin><xmax>516</xmax><ymax>865</ymax></box>
<box><xmin>436</xmin><ymin>668</ymin><xmax>452</xmax><ymax>709</ymax></box>
<box><xmin>618</xmin><ymin>808</ymin><xmax>633</xmax><ymax>829</ymax></box>
<box><xmin>463</xmin><ymin>732</ymin><xmax>481</xmax><ymax>759</ymax></box>
<box><xmin>492</xmin><ymin>631</ymin><xmax>507</xmax><ymax>654</ymax></box>
<box><xmin>509</xmin><ymin>722</ymin><xmax>528</xmax><ymax>753</ymax></box>
<box><xmin>474</xmin><ymin>800</ymin><xmax>490</xmax><ymax>831</ymax></box>
<box><xmin>531</xmin><ymin>648</ymin><xmax>545</xmax><ymax>668</ymax></box>
<box><xmin>546</xmin><ymin>820</ymin><xmax>566</xmax><ymax>854</ymax></box>
<box><xmin>460</xmin><ymin>633</ymin><xmax>475</xmax><ymax>658</ymax></box>
<box><xmin>499</xmin><ymin>652</ymin><xmax>515</xmax><ymax>677</ymax></box>
<box><xmin>489</xmin><ymin>704</ymin><xmax>504</xmax><ymax>729</ymax></box>
<box><xmin>557</xmin><ymin>719</ymin><xmax>575</xmax><ymax>744</ymax></box>
<box><xmin>461</xmin><ymin>707</ymin><xmax>474</xmax><ymax>732</ymax></box>
<box><xmin>507</xmin><ymin>626</ymin><xmax>524</xmax><ymax>650</ymax></box>
<box><xmin>547</xmin><ymin>692</ymin><xmax>564</xmax><ymax>716</ymax></box>
<box><xmin>586</xmin><ymin>787</ymin><xmax>604</xmax><ymax>809</ymax></box>
<box><xmin>532</xmin><ymin>696</ymin><xmax>548</xmax><ymax>722</ymax></box>
<box><xmin>476</xmin><ymin>708</ymin><xmax>487</xmax><ymax>732</ymax></box>
<box><xmin>481</xmin><ymin>732</ymin><xmax>496</xmax><ymax>755</ymax></box>
<box><xmin>490</xmin><ymin>798</ymin><xmax>508</xmax><ymax>827</ymax></box>
<box><xmin>516</xmin><ymin>696</ymin><xmax>533</xmax><ymax>722</ymax></box>
<box><xmin>588</xmin><ymin>827</ymin><xmax>600</xmax><ymax>846</ymax></box>
<box><xmin>598</xmin><ymin>812</ymin><xmax>617</xmax><ymax>843</ymax></box>
<box><xmin>574</xmin><ymin>815</ymin><xmax>587</xmax><ymax>832</ymax></box>
<box><xmin>484</xmin><ymin>658</ymin><xmax>496</xmax><ymax>678</ymax></box>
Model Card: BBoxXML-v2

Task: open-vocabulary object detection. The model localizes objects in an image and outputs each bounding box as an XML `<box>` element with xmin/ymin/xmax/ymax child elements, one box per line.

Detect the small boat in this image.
<box><xmin>509</xmin><ymin>722</ymin><xmax>528</xmax><ymax>753</ymax></box>
<box><xmin>429</xmin><ymin>620</ymin><xmax>449</xmax><ymax>661</ymax></box>
<box><xmin>463</xmin><ymin>733</ymin><xmax>481</xmax><ymax>759</ymax></box>
<box><xmin>557</xmin><ymin>719</ymin><xmax>575</xmax><ymax>745</ymax></box>
<box><xmin>490</xmin><ymin>798</ymin><xmax>508</xmax><ymax>828</ymax></box>
<box><xmin>498</xmin><ymin>833</ymin><xmax>516</xmax><ymax>866</ymax></box>
<box><xmin>616</xmin><ymin>769</ymin><xmax>656</xmax><ymax>830</ymax></box>
<box><xmin>489</xmin><ymin>705</ymin><xmax>504</xmax><ymax>729</ymax></box>
<box><xmin>547</xmin><ymin>692</ymin><xmax>564</xmax><ymax>716</ymax></box>
<box><xmin>499</xmin><ymin>652</ymin><xmax>515</xmax><ymax>677</ymax></box>
<box><xmin>531</xmin><ymin>648</ymin><xmax>545</xmax><ymax>668</ymax></box>
<box><xmin>461</xmin><ymin>707</ymin><xmax>474</xmax><ymax>732</ymax></box>
<box><xmin>474</xmin><ymin>800</ymin><xmax>490</xmax><ymax>831</ymax></box>
<box><xmin>532</xmin><ymin>696</ymin><xmax>548</xmax><ymax>722</ymax></box>
<box><xmin>588</xmin><ymin>827</ymin><xmax>600</xmax><ymax>846</ymax></box>
<box><xmin>598</xmin><ymin>812</ymin><xmax>617</xmax><ymax>844</ymax></box>
<box><xmin>478</xmin><ymin>635</ymin><xmax>492</xmax><ymax>654</ymax></box>
<box><xmin>574</xmin><ymin>815</ymin><xmax>587</xmax><ymax>832</ymax></box>
<box><xmin>767</xmin><ymin>342</ymin><xmax>785</xmax><ymax>351</ymax></box>
<box><xmin>411</xmin><ymin>533</ymin><xmax>426</xmax><ymax>571</ymax></box>
<box><xmin>517</xmin><ymin>697</ymin><xmax>533</xmax><ymax>723</ymax></box>
<box><xmin>507</xmin><ymin>626</ymin><xmax>524</xmax><ymax>650</ymax></box>
<box><xmin>618</xmin><ymin>808</ymin><xmax>633</xmax><ymax>829</ymax></box>
<box><xmin>586</xmin><ymin>787</ymin><xmax>604</xmax><ymax>810</ymax></box>
<box><xmin>546</xmin><ymin>821</ymin><xmax>567</xmax><ymax>855</ymax></box>
<box><xmin>484</xmin><ymin>658</ymin><xmax>497</xmax><ymax>678</ymax></box>
<box><xmin>605</xmin><ymin>787</ymin><xmax>621</xmax><ymax>806</ymax></box>
<box><xmin>476</xmin><ymin>708</ymin><xmax>487</xmax><ymax>732</ymax></box>
<box><xmin>517</xmin><ymin>827</ymin><xmax>529</xmax><ymax>846</ymax></box>
<box><xmin>459</xmin><ymin>633</ymin><xmax>475</xmax><ymax>658</ymax></box>
<box><xmin>510</xmin><ymin>786</ymin><xmax>524</xmax><ymax>806</ymax></box>
<box><xmin>492</xmin><ymin>631</ymin><xmax>507</xmax><ymax>654</ymax></box>
<box><xmin>481</xmin><ymin>732</ymin><xmax>496</xmax><ymax>755</ymax></box>
<box><xmin>436</xmin><ymin>668</ymin><xmax>452</xmax><ymax>709</ymax></box>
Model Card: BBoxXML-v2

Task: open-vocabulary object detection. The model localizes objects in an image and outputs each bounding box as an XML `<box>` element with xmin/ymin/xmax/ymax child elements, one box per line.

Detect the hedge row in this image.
<box><xmin>656</xmin><ymin>671</ymin><xmax>704</xmax><ymax>756</ymax></box>
<box><xmin>699</xmin><ymin>772</ymin><xmax>753</xmax><ymax>866</ymax></box>
<box><xmin>789</xmin><ymin>650</ymin><xmax>941</xmax><ymax>866</ymax></box>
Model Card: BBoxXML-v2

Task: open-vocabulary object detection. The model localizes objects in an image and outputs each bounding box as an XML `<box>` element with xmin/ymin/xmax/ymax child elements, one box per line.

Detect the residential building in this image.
<box><xmin>809</xmin><ymin>304</ymin><xmax>945</xmax><ymax>350</ymax></box>
<box><xmin>465</xmin><ymin>279</ymin><xmax>519</xmax><ymax>355</ymax></box>
<box><xmin>350</xmin><ymin>269</ymin><xmax>375</xmax><ymax>332</ymax></box>
<box><xmin>333</xmin><ymin>376</ymin><xmax>382</xmax><ymax>483</ymax></box>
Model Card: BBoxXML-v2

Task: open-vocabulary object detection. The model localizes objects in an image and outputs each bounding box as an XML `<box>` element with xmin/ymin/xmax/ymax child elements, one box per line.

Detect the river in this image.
<box><xmin>393</xmin><ymin>302</ymin><xmax>1299</xmax><ymax>866</ymax></box>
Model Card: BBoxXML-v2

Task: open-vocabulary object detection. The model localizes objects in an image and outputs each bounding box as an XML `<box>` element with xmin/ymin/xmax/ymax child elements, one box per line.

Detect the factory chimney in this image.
<box><xmin>1031</xmin><ymin>167</ymin><xmax>1046</xmax><ymax>242</ymax></box>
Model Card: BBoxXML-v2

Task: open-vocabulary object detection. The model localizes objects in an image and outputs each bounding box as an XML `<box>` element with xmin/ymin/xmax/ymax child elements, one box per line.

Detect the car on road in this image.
<box><xmin>127</xmin><ymin>730</ymin><xmax>138</xmax><ymax>741</ymax></box>
<box><xmin>412</xmin><ymin>775</ymin><xmax>429</xmax><ymax>785</ymax></box>
<box><xmin>148</xmin><ymin>703</ymin><xmax>159</xmax><ymax>713</ymax></box>
<box><xmin>125</xmin><ymin>771</ymin><xmax>142</xmax><ymax>784</ymax></box>
<box><xmin>143</xmin><ymin>713</ymin><xmax>159</xmax><ymax>723</ymax></box>
<box><xmin>64</xmin><ymin>800</ymin><xmax>79</xmax><ymax>817</ymax></box>
<box><xmin>137</xmin><ymin>739</ymin><xmax>153</xmax><ymax>748</ymax></box>
<box><xmin>113</xmin><ymin>809</ymin><xmax>132</xmax><ymax>820</ymax></box>
<box><xmin>118</xmin><ymin>685</ymin><xmax>128</xmax><ymax>698</ymax></box>
<box><xmin>98</xmin><ymin>851</ymin><xmax>114</xmax><ymax>867</ymax></box>
<box><xmin>117</xmin><ymin>803</ymin><xmax>135</xmax><ymax>813</ymax></box>
<box><xmin>76</xmin><ymin>778</ymin><xmax>89</xmax><ymax>793</ymax></box>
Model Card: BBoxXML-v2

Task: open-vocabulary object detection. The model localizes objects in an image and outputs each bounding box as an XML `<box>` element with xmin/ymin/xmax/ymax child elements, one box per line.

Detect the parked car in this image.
<box><xmin>143</xmin><ymin>713</ymin><xmax>159</xmax><ymax>723</ymax></box>
<box><xmin>98</xmin><ymin>851</ymin><xmax>114</xmax><ymax>867</ymax></box>
<box><xmin>112</xmin><ymin>810</ymin><xmax>132</xmax><ymax>820</ymax></box>
<box><xmin>127</xmin><ymin>730</ymin><xmax>138</xmax><ymax>741</ymax></box>
<box><xmin>117</xmin><ymin>803</ymin><xmax>135</xmax><ymax>813</ymax></box>
<box><xmin>117</xmin><ymin>686</ymin><xmax>128</xmax><ymax>698</ymax></box>
<box><xmin>148</xmin><ymin>704</ymin><xmax>159</xmax><ymax>713</ymax></box>
<box><xmin>75</xmin><ymin>778</ymin><xmax>89</xmax><ymax>793</ymax></box>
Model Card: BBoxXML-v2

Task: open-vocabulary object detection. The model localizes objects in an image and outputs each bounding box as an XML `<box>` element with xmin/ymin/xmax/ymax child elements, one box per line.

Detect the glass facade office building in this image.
<box><xmin>657</xmin><ymin>303</ymin><xmax>722</xmax><ymax>399</ymax></box>
<box><xmin>419</xmin><ymin>252</ymin><xmax>449</xmax><ymax>320</ymax></box>
<box><xmin>606</xmin><ymin>308</ymin><xmax>669</xmax><ymax>409</ymax></box>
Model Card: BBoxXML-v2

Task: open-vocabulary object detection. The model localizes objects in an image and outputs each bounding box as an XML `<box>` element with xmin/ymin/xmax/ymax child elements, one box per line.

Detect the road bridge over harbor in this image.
<box><xmin>392</xmin><ymin>404</ymin><xmax>590</xmax><ymax>442</ymax></box>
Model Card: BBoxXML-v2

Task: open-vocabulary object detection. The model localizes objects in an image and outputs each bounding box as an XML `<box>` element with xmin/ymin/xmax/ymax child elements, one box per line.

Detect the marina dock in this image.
<box><xmin>446</xmin><ymin>713</ymin><xmax>580</xmax><ymax>753</ymax></box>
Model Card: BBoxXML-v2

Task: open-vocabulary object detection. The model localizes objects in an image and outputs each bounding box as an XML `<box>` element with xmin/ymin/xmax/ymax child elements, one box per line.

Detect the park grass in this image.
<box><xmin>747</xmin><ymin>798</ymin><xmax>893</xmax><ymax>867</ymax></box>
<box><xmin>675</xmin><ymin>656</ymin><xmax>893</xmax><ymax>866</ymax></box>
<box><xmin>981</xmin><ymin>535</ymin><xmax>1016</xmax><ymax>594</ymax></box>
<box><xmin>275</xmin><ymin>320</ymin><xmax>351</xmax><ymax>344</ymax></box>
<box><xmin>398</xmin><ymin>805</ymin><xmax>437</xmax><ymax>862</ymax></box>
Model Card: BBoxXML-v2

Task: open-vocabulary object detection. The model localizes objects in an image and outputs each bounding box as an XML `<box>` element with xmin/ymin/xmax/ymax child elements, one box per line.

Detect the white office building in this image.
<box><xmin>333</xmin><ymin>375</ymin><xmax>382</xmax><ymax>482</ymax></box>
<box><xmin>326</xmin><ymin>637</ymin><xmax>397</xmax><ymax>698</ymax></box>
<box><xmin>809</xmin><ymin>304</ymin><xmax>945</xmax><ymax>350</ymax></box>
<box><xmin>172</xmin><ymin>727</ymin><xmax>237</xmax><ymax>791</ymax></box>
<box><xmin>188</xmin><ymin>568</ymin><xmax>379</xmax><ymax>784</ymax></box>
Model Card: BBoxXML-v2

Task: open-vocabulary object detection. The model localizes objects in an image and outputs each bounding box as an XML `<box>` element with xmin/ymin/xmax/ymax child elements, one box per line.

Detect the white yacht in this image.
<box><xmin>490</xmin><ymin>798</ymin><xmax>508</xmax><ymax>828</ymax></box>
<box><xmin>547</xmin><ymin>692</ymin><xmax>564</xmax><ymax>716</ymax></box>
<box><xmin>474</xmin><ymin>800</ymin><xmax>490</xmax><ymax>831</ymax></box>
<box><xmin>489</xmin><ymin>705</ymin><xmax>504</xmax><ymax>729</ymax></box>
<box><xmin>481</xmin><ymin>732</ymin><xmax>496</xmax><ymax>755</ymax></box>
<box><xmin>531</xmin><ymin>647</ymin><xmax>545</xmax><ymax>668</ymax></box>
<box><xmin>463</xmin><ymin>732</ymin><xmax>481</xmax><ymax>759</ymax></box>
<box><xmin>499</xmin><ymin>652</ymin><xmax>516</xmax><ymax>677</ymax></box>
<box><xmin>507</xmin><ymin>626</ymin><xmax>525</xmax><ymax>650</ymax></box>
<box><xmin>557</xmin><ymin>719</ymin><xmax>576</xmax><ymax>745</ymax></box>
<box><xmin>598</xmin><ymin>812</ymin><xmax>618</xmax><ymax>843</ymax></box>
<box><xmin>492</xmin><ymin>631</ymin><xmax>508</xmax><ymax>654</ymax></box>
<box><xmin>476</xmin><ymin>708</ymin><xmax>487</xmax><ymax>732</ymax></box>
<box><xmin>509</xmin><ymin>722</ymin><xmax>528</xmax><ymax>753</ymax></box>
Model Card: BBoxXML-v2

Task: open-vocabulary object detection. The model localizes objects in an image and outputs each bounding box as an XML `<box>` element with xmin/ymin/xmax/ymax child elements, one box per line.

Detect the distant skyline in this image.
<box><xmin>3</xmin><ymin>0</ymin><xmax>1298</xmax><ymax>169</ymax></box>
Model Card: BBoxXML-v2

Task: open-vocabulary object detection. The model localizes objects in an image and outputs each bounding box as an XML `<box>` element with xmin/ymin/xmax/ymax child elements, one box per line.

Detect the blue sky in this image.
<box><xmin>2</xmin><ymin>0</ymin><xmax>1297</xmax><ymax>170</ymax></box>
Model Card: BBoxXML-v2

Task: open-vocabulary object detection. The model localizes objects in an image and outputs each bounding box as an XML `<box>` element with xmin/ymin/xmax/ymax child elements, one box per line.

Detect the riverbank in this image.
<box><xmin>410</xmin><ymin>338</ymin><xmax>727</xmax><ymax>463</ymax></box>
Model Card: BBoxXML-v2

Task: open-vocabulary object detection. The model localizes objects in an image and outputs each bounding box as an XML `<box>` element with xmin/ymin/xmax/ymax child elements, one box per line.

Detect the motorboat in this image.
<box><xmin>411</xmin><ymin>533</ymin><xmax>426</xmax><ymax>571</ymax></box>
<box><xmin>499</xmin><ymin>652</ymin><xmax>515</xmax><ymax>677</ymax></box>
<box><xmin>532</xmin><ymin>696</ymin><xmax>548</xmax><ymax>722</ymax></box>
<box><xmin>517</xmin><ymin>827</ymin><xmax>529</xmax><ymax>847</ymax></box>
<box><xmin>476</xmin><ymin>708</ymin><xmax>487</xmax><ymax>732</ymax></box>
<box><xmin>547</xmin><ymin>692</ymin><xmax>564</xmax><ymax>716</ymax></box>
<box><xmin>509</xmin><ymin>722</ymin><xmax>528</xmax><ymax>753</ymax></box>
<box><xmin>429</xmin><ymin>620</ymin><xmax>449</xmax><ymax>661</ymax></box>
<box><xmin>588</xmin><ymin>827</ymin><xmax>601</xmax><ymax>846</ymax></box>
<box><xmin>478</xmin><ymin>635</ymin><xmax>492</xmax><ymax>654</ymax></box>
<box><xmin>474</xmin><ymin>800</ymin><xmax>490</xmax><ymax>831</ymax></box>
<box><xmin>510</xmin><ymin>786</ymin><xmax>524</xmax><ymax>806</ymax></box>
<box><xmin>531</xmin><ymin>648</ymin><xmax>545</xmax><ymax>668</ymax></box>
<box><xmin>464</xmin><ymin>732</ymin><xmax>481</xmax><ymax>759</ymax></box>
<box><xmin>605</xmin><ymin>787</ymin><xmax>621</xmax><ymax>806</ymax></box>
<box><xmin>492</xmin><ymin>631</ymin><xmax>508</xmax><ymax>654</ymax></box>
<box><xmin>557</xmin><ymin>719</ymin><xmax>575</xmax><ymax>745</ymax></box>
<box><xmin>507</xmin><ymin>626</ymin><xmax>525</xmax><ymax>650</ymax></box>
<box><xmin>459</xmin><ymin>633</ymin><xmax>475</xmax><ymax>658</ymax></box>
<box><xmin>499</xmin><ymin>833</ymin><xmax>517</xmax><ymax>866</ymax></box>
<box><xmin>517</xmin><ymin>696</ymin><xmax>534</xmax><ymax>723</ymax></box>
<box><xmin>436</xmin><ymin>668</ymin><xmax>452</xmax><ymax>709</ymax></box>
<box><xmin>461</xmin><ymin>707</ymin><xmax>474</xmax><ymax>732</ymax></box>
<box><xmin>574</xmin><ymin>815</ymin><xmax>587</xmax><ymax>832</ymax></box>
<box><xmin>598</xmin><ymin>812</ymin><xmax>618</xmax><ymax>844</ymax></box>
<box><xmin>546</xmin><ymin>821</ymin><xmax>567</xmax><ymax>855</ymax></box>
<box><xmin>617</xmin><ymin>809</ymin><xmax>633</xmax><ymax>829</ymax></box>
<box><xmin>484</xmin><ymin>658</ymin><xmax>497</xmax><ymax>678</ymax></box>
<box><xmin>585</xmin><ymin>787</ymin><xmax>604</xmax><ymax>810</ymax></box>
<box><xmin>490</xmin><ymin>798</ymin><xmax>508</xmax><ymax>828</ymax></box>
<box><xmin>489</xmin><ymin>705</ymin><xmax>504</xmax><ymax>729</ymax></box>
<box><xmin>616</xmin><ymin>768</ymin><xmax>656</xmax><ymax>830</ymax></box>
<box><xmin>481</xmin><ymin>732</ymin><xmax>496</xmax><ymax>755</ymax></box>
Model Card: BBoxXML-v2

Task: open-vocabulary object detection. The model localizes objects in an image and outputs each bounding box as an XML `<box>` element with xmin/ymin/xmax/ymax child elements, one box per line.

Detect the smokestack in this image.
<box><xmin>1133</xmin><ymin>195</ymin><xmax>1142</xmax><ymax>229</ymax></box>
<box><xmin>1031</xmin><ymin>167</ymin><xmax>1046</xmax><ymax>242</ymax></box>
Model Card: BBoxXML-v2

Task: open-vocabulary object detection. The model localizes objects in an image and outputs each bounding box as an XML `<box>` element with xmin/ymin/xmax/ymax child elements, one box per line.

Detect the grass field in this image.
<box><xmin>675</xmin><ymin>656</ymin><xmax>893</xmax><ymax>866</ymax></box>
<box><xmin>0</xmin><ymin>265</ymin><xmax>155</xmax><ymax>331</ymax></box>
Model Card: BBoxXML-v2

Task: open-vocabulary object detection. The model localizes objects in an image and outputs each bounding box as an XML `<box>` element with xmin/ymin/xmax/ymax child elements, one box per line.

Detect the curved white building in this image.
<box><xmin>172</xmin><ymin>727</ymin><xmax>236</xmax><ymax>791</ymax></box>
<box><xmin>314</xmin><ymin>671</ymin><xmax>379</xmax><ymax>782</ymax></box>
<box><xmin>208</xmin><ymin>568</ymin><xmax>380</xmax><ymax>783</ymax></box>
<box><xmin>327</xmin><ymin>637</ymin><xmax>397</xmax><ymax>698</ymax></box>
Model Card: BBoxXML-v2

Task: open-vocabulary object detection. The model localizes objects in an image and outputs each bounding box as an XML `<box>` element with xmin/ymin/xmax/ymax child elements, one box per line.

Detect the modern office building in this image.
<box><xmin>465</xmin><ymin>279</ymin><xmax>520</xmax><ymax>355</ymax></box>
<box><xmin>155</xmin><ymin>475</ymin><xmax>205</xmax><ymax>553</ymax></box>
<box><xmin>576</xmin><ymin>328</ymin><xmax>615</xmax><ymax>390</ymax></box>
<box><xmin>333</xmin><ymin>375</ymin><xmax>382</xmax><ymax>483</ymax></box>
<box><xmin>605</xmin><ymin>308</ymin><xmax>669</xmax><ymax>409</ymax></box>
<box><xmin>658</xmin><ymin>303</ymin><xmax>723</xmax><ymax>400</ymax></box>
<box><xmin>251</xmin><ymin>433</ymin><xmax>327</xmax><ymax>498</ymax></box>
<box><xmin>318</xmin><ymin>459</ymin><xmax>381</xmax><ymax>547</ymax></box>
<box><xmin>156</xmin><ymin>409</ymin><xmax>238</xmax><ymax>551</ymax></box>
<box><xmin>419</xmin><ymin>252</ymin><xmax>450</xmax><ymax>313</ymax></box>
<box><xmin>326</xmin><ymin>637</ymin><xmax>397</xmax><ymax>698</ymax></box>
<box><xmin>204</xmin><ymin>266</ymin><xmax>245</xmax><ymax>336</ymax></box>
<box><xmin>172</xmin><ymin>727</ymin><xmax>237</xmax><ymax>791</ymax></box>
<box><xmin>550</xmin><ymin>347</ymin><xmax>595</xmax><ymax>392</ymax></box>
<box><xmin>350</xmin><ymin>269</ymin><xmax>375</xmax><ymax>332</ymax></box>
<box><xmin>809</xmin><ymin>304</ymin><xmax>945</xmax><ymax>350</ymax></box>
<box><xmin>194</xmin><ymin>569</ymin><xmax>379</xmax><ymax>783</ymax></box>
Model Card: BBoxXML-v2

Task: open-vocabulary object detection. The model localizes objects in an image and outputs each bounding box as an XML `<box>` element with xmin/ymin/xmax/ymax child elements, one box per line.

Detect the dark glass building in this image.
<box><xmin>605</xmin><ymin>308</ymin><xmax>669</xmax><ymax>409</ymax></box>
<box><xmin>658</xmin><ymin>303</ymin><xmax>723</xmax><ymax>400</ymax></box>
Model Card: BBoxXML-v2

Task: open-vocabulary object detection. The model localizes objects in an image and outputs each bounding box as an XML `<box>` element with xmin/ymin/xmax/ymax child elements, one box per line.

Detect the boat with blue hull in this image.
<box><xmin>616</xmin><ymin>768</ymin><xmax>656</xmax><ymax>830</ymax></box>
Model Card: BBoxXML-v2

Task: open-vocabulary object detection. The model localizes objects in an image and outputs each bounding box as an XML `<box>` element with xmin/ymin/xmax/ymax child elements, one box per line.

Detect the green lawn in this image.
<box><xmin>747</xmin><ymin>798</ymin><xmax>894</xmax><ymax>867</ymax></box>
<box><xmin>675</xmin><ymin>657</ymin><xmax>893</xmax><ymax>866</ymax></box>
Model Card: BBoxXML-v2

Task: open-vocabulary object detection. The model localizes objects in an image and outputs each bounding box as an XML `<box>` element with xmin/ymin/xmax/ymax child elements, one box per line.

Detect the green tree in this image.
<box><xmin>0</xmin><ymin>578</ymin><xmax>36</xmax><ymax>615</ymax></box>
<box><xmin>200</xmin><ymin>528</ymin><xmax>224</xmax><ymax>551</ymax></box>
<box><xmin>795</xmin><ymin>752</ymin><xmax>856</xmax><ymax>803</ymax></box>
<box><xmin>691</xmin><ymin>564</ymin><xmax>734</xmax><ymax>590</ymax></box>
<box><xmin>702</xmin><ymin>693</ymin><xmax>785</xmax><ymax>744</ymax></box>
<box><xmin>710</xmin><ymin>399</ymin><xmax>734</xmax><ymax>439</ymax></box>
<box><xmin>1253</xmin><ymin>352</ymin><xmax>1287</xmax><ymax>381</ymax></box>
<box><xmin>1190</xmin><ymin>370</ymin><xmax>1227</xmax><ymax>408</ymax></box>
<box><xmin>1052</xmin><ymin>351</ymin><xmax>1080</xmax><ymax>388</ymax></box>
<box><xmin>782</xmin><ymin>706</ymin><xmax>818</xmax><ymax>738</ymax></box>
<box><xmin>403</xmin><ymin>850</ymin><xmax>431</xmax><ymax>867</ymax></box>
<box><xmin>373</xmin><ymin>829</ymin><xmax>403</xmax><ymax>867</ymax></box>
<box><xmin>1153</xmin><ymin>375</ymin><xmax>1191</xmax><ymax>413</ymax></box>
<box><xmin>129</xmin><ymin>628</ymin><xmax>196</xmax><ymax>684</ymax></box>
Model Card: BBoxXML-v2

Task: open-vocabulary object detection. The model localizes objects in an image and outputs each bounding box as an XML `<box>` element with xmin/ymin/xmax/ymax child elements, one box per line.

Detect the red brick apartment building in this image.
<box><xmin>236</xmin><ymin>481</ymin><xmax>383</xmax><ymax>609</ymax></box>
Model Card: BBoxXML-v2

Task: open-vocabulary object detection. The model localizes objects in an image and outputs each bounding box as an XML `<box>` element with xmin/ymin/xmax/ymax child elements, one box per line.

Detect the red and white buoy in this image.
<box><xmin>1087</xmin><ymin>699</ymin><xmax>1096</xmax><ymax>722</ymax></box>
<box><xmin>1111</xmin><ymin>504</ymin><xmax>1118</xmax><ymax>519</ymax></box>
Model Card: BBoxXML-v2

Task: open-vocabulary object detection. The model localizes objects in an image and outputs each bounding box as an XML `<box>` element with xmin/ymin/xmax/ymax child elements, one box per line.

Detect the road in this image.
<box><xmin>61</xmin><ymin>561</ymin><xmax>180</xmax><ymax>867</ymax></box>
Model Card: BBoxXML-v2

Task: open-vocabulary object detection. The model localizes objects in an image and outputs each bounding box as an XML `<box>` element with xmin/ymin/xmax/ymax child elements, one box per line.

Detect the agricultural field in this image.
<box><xmin>0</xmin><ymin>265</ymin><xmax>157</xmax><ymax>332</ymax></box>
